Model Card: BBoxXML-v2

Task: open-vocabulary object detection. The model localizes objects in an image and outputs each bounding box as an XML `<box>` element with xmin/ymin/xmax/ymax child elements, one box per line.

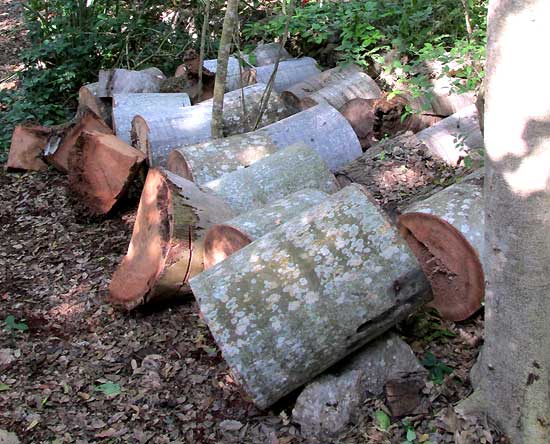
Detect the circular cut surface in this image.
<box><xmin>109</xmin><ymin>169</ymin><xmax>173</xmax><ymax>309</ymax></box>
<box><xmin>203</xmin><ymin>224</ymin><xmax>253</xmax><ymax>270</ymax></box>
<box><xmin>398</xmin><ymin>212</ymin><xmax>484</xmax><ymax>321</ymax></box>
<box><xmin>167</xmin><ymin>150</ymin><xmax>194</xmax><ymax>181</ymax></box>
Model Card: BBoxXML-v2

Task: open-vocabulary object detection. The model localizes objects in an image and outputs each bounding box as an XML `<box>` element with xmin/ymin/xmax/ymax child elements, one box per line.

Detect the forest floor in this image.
<box><xmin>0</xmin><ymin>1</ymin><xmax>508</xmax><ymax>443</ymax></box>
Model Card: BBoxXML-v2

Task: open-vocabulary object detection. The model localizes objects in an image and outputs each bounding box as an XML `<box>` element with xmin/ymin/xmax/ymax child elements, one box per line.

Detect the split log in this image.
<box><xmin>189</xmin><ymin>184</ymin><xmax>432</xmax><ymax>408</ymax></box>
<box><xmin>281</xmin><ymin>64</ymin><xmax>363</xmax><ymax>110</ymax></box>
<box><xmin>109</xmin><ymin>168</ymin><xmax>237</xmax><ymax>310</ymax></box>
<box><xmin>132</xmin><ymin>84</ymin><xmax>291</xmax><ymax>167</ymax></box>
<box><xmin>203</xmin><ymin>189</ymin><xmax>329</xmax><ymax>268</ymax></box>
<box><xmin>299</xmin><ymin>72</ymin><xmax>382</xmax><ymax>110</ymax></box>
<box><xmin>168</xmin><ymin>103</ymin><xmax>361</xmax><ymax>182</ymax></box>
<box><xmin>253</xmin><ymin>42</ymin><xmax>292</xmax><ymax>66</ymax></box>
<box><xmin>112</xmin><ymin>93</ymin><xmax>191</xmax><ymax>144</ymax></box>
<box><xmin>242</xmin><ymin>58</ymin><xmax>321</xmax><ymax>92</ymax></box>
<box><xmin>6</xmin><ymin>125</ymin><xmax>51</xmax><ymax>171</ymax></box>
<box><xmin>68</xmin><ymin>131</ymin><xmax>147</xmax><ymax>215</ymax></box>
<box><xmin>78</xmin><ymin>83</ymin><xmax>113</xmax><ymax>128</ymax></box>
<box><xmin>416</xmin><ymin>104</ymin><xmax>483</xmax><ymax>165</ymax></box>
<box><xmin>202</xmin><ymin>142</ymin><xmax>341</xmax><ymax>212</ymax></box>
<box><xmin>203</xmin><ymin>57</ymin><xmax>244</xmax><ymax>92</ymax></box>
<box><xmin>44</xmin><ymin>108</ymin><xmax>113</xmax><ymax>173</ymax></box>
<box><xmin>398</xmin><ymin>170</ymin><xmax>484</xmax><ymax>321</ymax></box>
<box><xmin>98</xmin><ymin>67</ymin><xmax>166</xmax><ymax>97</ymax></box>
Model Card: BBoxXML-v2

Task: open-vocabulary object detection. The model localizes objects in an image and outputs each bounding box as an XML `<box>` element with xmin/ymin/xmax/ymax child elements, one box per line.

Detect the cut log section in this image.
<box><xmin>203</xmin><ymin>57</ymin><xmax>244</xmax><ymax>92</ymax></box>
<box><xmin>6</xmin><ymin>125</ymin><xmax>51</xmax><ymax>171</ymax></box>
<box><xmin>399</xmin><ymin>170</ymin><xmax>484</xmax><ymax>321</ymax></box>
<box><xmin>68</xmin><ymin>131</ymin><xmax>147</xmax><ymax>215</ymax></box>
<box><xmin>168</xmin><ymin>103</ymin><xmax>362</xmax><ymax>182</ymax></box>
<box><xmin>109</xmin><ymin>168</ymin><xmax>237</xmax><ymax>310</ymax></box>
<box><xmin>98</xmin><ymin>67</ymin><xmax>166</xmax><ymax>97</ymax></box>
<box><xmin>44</xmin><ymin>108</ymin><xmax>113</xmax><ymax>173</ymax></box>
<box><xmin>281</xmin><ymin>64</ymin><xmax>363</xmax><ymax>110</ymax></box>
<box><xmin>189</xmin><ymin>184</ymin><xmax>432</xmax><ymax>408</ymax></box>
<box><xmin>78</xmin><ymin>83</ymin><xmax>113</xmax><ymax>128</ymax></box>
<box><xmin>112</xmin><ymin>93</ymin><xmax>191</xmax><ymax>144</ymax></box>
<box><xmin>253</xmin><ymin>42</ymin><xmax>292</xmax><ymax>66</ymax></box>
<box><xmin>242</xmin><ymin>58</ymin><xmax>321</xmax><ymax>92</ymax></box>
<box><xmin>132</xmin><ymin>84</ymin><xmax>291</xmax><ymax>167</ymax></box>
<box><xmin>416</xmin><ymin>104</ymin><xmax>483</xmax><ymax>165</ymax></box>
<box><xmin>203</xmin><ymin>189</ymin><xmax>329</xmax><ymax>268</ymax></box>
<box><xmin>299</xmin><ymin>72</ymin><xmax>382</xmax><ymax>110</ymax></box>
<box><xmin>202</xmin><ymin>143</ymin><xmax>341</xmax><ymax>213</ymax></box>
<box><xmin>430</xmin><ymin>77</ymin><xmax>477</xmax><ymax>116</ymax></box>
<box><xmin>339</xmin><ymin>98</ymin><xmax>376</xmax><ymax>149</ymax></box>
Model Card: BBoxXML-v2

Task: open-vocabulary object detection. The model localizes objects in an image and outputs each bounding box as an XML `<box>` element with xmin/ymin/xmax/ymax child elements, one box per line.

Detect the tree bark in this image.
<box><xmin>458</xmin><ymin>2</ymin><xmax>550</xmax><ymax>442</ymax></box>
<box><xmin>109</xmin><ymin>168</ymin><xmax>237</xmax><ymax>310</ymax></box>
<box><xmin>97</xmin><ymin>67</ymin><xmax>166</xmax><ymax>97</ymax></box>
<box><xmin>189</xmin><ymin>184</ymin><xmax>432</xmax><ymax>408</ymax></box>
<box><xmin>168</xmin><ymin>103</ymin><xmax>362</xmax><ymax>183</ymax></box>
<box><xmin>203</xmin><ymin>189</ymin><xmax>328</xmax><ymax>268</ymax></box>
<box><xmin>253</xmin><ymin>42</ymin><xmax>292</xmax><ymax>66</ymax></box>
<box><xmin>211</xmin><ymin>0</ymin><xmax>240</xmax><ymax>138</ymax></box>
<box><xmin>67</xmin><ymin>131</ymin><xmax>147</xmax><ymax>215</ymax></box>
<box><xmin>132</xmin><ymin>84</ymin><xmax>291</xmax><ymax>167</ymax></box>
<box><xmin>242</xmin><ymin>58</ymin><xmax>321</xmax><ymax>92</ymax></box>
<box><xmin>78</xmin><ymin>83</ymin><xmax>113</xmax><ymax>128</ymax></box>
<box><xmin>112</xmin><ymin>93</ymin><xmax>191</xmax><ymax>144</ymax></box>
<box><xmin>6</xmin><ymin>125</ymin><xmax>51</xmax><ymax>172</ymax></box>
<box><xmin>44</xmin><ymin>108</ymin><xmax>113</xmax><ymax>173</ymax></box>
<box><xmin>203</xmin><ymin>57</ymin><xmax>244</xmax><ymax>93</ymax></box>
<box><xmin>299</xmin><ymin>72</ymin><xmax>382</xmax><ymax>110</ymax></box>
<box><xmin>399</xmin><ymin>170</ymin><xmax>485</xmax><ymax>321</ymax></box>
<box><xmin>281</xmin><ymin>64</ymin><xmax>363</xmax><ymax>110</ymax></box>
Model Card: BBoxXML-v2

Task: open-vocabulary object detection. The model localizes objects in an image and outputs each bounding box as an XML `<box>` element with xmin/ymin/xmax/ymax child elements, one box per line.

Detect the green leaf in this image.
<box><xmin>374</xmin><ymin>410</ymin><xmax>391</xmax><ymax>431</ymax></box>
<box><xmin>407</xmin><ymin>429</ymin><xmax>417</xmax><ymax>441</ymax></box>
<box><xmin>4</xmin><ymin>315</ymin><xmax>29</xmax><ymax>332</ymax></box>
<box><xmin>0</xmin><ymin>383</ymin><xmax>10</xmax><ymax>391</ymax></box>
<box><xmin>95</xmin><ymin>382</ymin><xmax>121</xmax><ymax>397</ymax></box>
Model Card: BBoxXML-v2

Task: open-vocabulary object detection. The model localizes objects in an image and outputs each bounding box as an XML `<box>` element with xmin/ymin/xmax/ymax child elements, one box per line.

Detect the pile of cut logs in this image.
<box><xmin>6</xmin><ymin>43</ymin><xmax>485</xmax><ymax>412</ymax></box>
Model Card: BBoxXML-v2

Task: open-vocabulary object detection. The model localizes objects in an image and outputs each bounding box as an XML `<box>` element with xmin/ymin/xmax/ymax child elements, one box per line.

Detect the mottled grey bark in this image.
<box><xmin>77</xmin><ymin>83</ymin><xmax>113</xmax><ymax>128</ymax></box>
<box><xmin>98</xmin><ymin>67</ymin><xmax>166</xmax><ymax>97</ymax></box>
<box><xmin>190</xmin><ymin>184</ymin><xmax>431</xmax><ymax>408</ymax></box>
<box><xmin>211</xmin><ymin>0</ymin><xmax>240</xmax><ymax>138</ymax></box>
<box><xmin>253</xmin><ymin>42</ymin><xmax>292</xmax><ymax>66</ymax></box>
<box><xmin>203</xmin><ymin>189</ymin><xmax>328</xmax><ymax>268</ymax></box>
<box><xmin>281</xmin><ymin>64</ymin><xmax>363</xmax><ymax>110</ymax></box>
<box><xmin>203</xmin><ymin>143</ymin><xmax>341</xmax><ymax>212</ymax></box>
<box><xmin>132</xmin><ymin>84</ymin><xmax>290</xmax><ymax>167</ymax></box>
<box><xmin>416</xmin><ymin>104</ymin><xmax>483</xmax><ymax>165</ymax></box>
<box><xmin>112</xmin><ymin>93</ymin><xmax>191</xmax><ymax>144</ymax></box>
<box><xmin>300</xmin><ymin>72</ymin><xmax>382</xmax><ymax>110</ymax></box>
<box><xmin>242</xmin><ymin>58</ymin><xmax>321</xmax><ymax>92</ymax></box>
<box><xmin>169</xmin><ymin>103</ymin><xmax>362</xmax><ymax>182</ymax></box>
<box><xmin>457</xmin><ymin>1</ymin><xmax>550</xmax><ymax>442</ymax></box>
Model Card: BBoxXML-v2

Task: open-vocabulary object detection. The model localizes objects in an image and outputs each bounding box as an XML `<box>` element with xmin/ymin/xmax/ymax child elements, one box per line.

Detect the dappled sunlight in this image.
<box><xmin>236</xmin><ymin>144</ymin><xmax>273</xmax><ymax>164</ymax></box>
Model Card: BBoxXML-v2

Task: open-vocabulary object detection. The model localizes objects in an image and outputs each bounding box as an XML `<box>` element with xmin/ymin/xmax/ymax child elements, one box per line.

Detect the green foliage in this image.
<box><xmin>3</xmin><ymin>315</ymin><xmax>29</xmax><ymax>332</ymax></box>
<box><xmin>375</xmin><ymin>409</ymin><xmax>391</xmax><ymax>431</ymax></box>
<box><xmin>421</xmin><ymin>352</ymin><xmax>454</xmax><ymax>384</ymax></box>
<box><xmin>94</xmin><ymin>382</ymin><xmax>122</xmax><ymax>397</ymax></box>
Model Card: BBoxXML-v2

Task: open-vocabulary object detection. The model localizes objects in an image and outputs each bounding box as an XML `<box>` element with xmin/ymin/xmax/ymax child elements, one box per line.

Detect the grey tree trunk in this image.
<box><xmin>242</xmin><ymin>58</ymin><xmax>321</xmax><ymax>92</ymax></box>
<box><xmin>211</xmin><ymin>0</ymin><xmax>240</xmax><ymax>138</ymax></box>
<box><xmin>112</xmin><ymin>93</ymin><xmax>191</xmax><ymax>144</ymax></box>
<box><xmin>190</xmin><ymin>184</ymin><xmax>432</xmax><ymax>408</ymax></box>
<box><xmin>168</xmin><ymin>103</ymin><xmax>362</xmax><ymax>182</ymax></box>
<box><xmin>253</xmin><ymin>42</ymin><xmax>292</xmax><ymax>66</ymax></box>
<box><xmin>203</xmin><ymin>189</ymin><xmax>329</xmax><ymax>268</ymax></box>
<box><xmin>458</xmin><ymin>2</ymin><xmax>550</xmax><ymax>442</ymax></box>
<box><xmin>135</xmin><ymin>84</ymin><xmax>290</xmax><ymax>167</ymax></box>
<box><xmin>98</xmin><ymin>67</ymin><xmax>166</xmax><ymax>97</ymax></box>
<box><xmin>299</xmin><ymin>72</ymin><xmax>383</xmax><ymax>110</ymax></box>
<box><xmin>203</xmin><ymin>57</ymin><xmax>244</xmax><ymax>92</ymax></box>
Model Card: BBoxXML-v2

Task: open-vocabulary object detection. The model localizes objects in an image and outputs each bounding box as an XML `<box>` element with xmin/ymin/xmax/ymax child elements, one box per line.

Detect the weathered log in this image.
<box><xmin>6</xmin><ymin>125</ymin><xmax>51</xmax><ymax>171</ymax></box>
<box><xmin>189</xmin><ymin>184</ymin><xmax>432</xmax><ymax>408</ymax></box>
<box><xmin>299</xmin><ymin>72</ymin><xmax>382</xmax><ymax>110</ymax></box>
<box><xmin>202</xmin><ymin>142</ymin><xmax>341</xmax><ymax>212</ymax></box>
<box><xmin>242</xmin><ymin>58</ymin><xmax>321</xmax><ymax>92</ymax></box>
<box><xmin>398</xmin><ymin>170</ymin><xmax>484</xmax><ymax>321</ymax></box>
<box><xmin>112</xmin><ymin>93</ymin><xmax>191</xmax><ymax>144</ymax></box>
<box><xmin>203</xmin><ymin>189</ymin><xmax>329</xmax><ymax>268</ymax></box>
<box><xmin>132</xmin><ymin>84</ymin><xmax>291</xmax><ymax>167</ymax></box>
<box><xmin>203</xmin><ymin>57</ymin><xmax>243</xmax><ymax>92</ymax></box>
<box><xmin>98</xmin><ymin>67</ymin><xmax>166</xmax><ymax>97</ymax></box>
<box><xmin>281</xmin><ymin>64</ymin><xmax>363</xmax><ymax>110</ymax></box>
<box><xmin>44</xmin><ymin>108</ymin><xmax>113</xmax><ymax>173</ymax></box>
<box><xmin>109</xmin><ymin>168</ymin><xmax>237</xmax><ymax>310</ymax></box>
<box><xmin>429</xmin><ymin>76</ymin><xmax>477</xmax><ymax>116</ymax></box>
<box><xmin>78</xmin><ymin>83</ymin><xmax>113</xmax><ymax>128</ymax></box>
<box><xmin>253</xmin><ymin>42</ymin><xmax>292</xmax><ymax>66</ymax></box>
<box><xmin>68</xmin><ymin>131</ymin><xmax>147</xmax><ymax>215</ymax></box>
<box><xmin>416</xmin><ymin>104</ymin><xmax>483</xmax><ymax>165</ymax></box>
<box><xmin>168</xmin><ymin>103</ymin><xmax>361</xmax><ymax>182</ymax></box>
